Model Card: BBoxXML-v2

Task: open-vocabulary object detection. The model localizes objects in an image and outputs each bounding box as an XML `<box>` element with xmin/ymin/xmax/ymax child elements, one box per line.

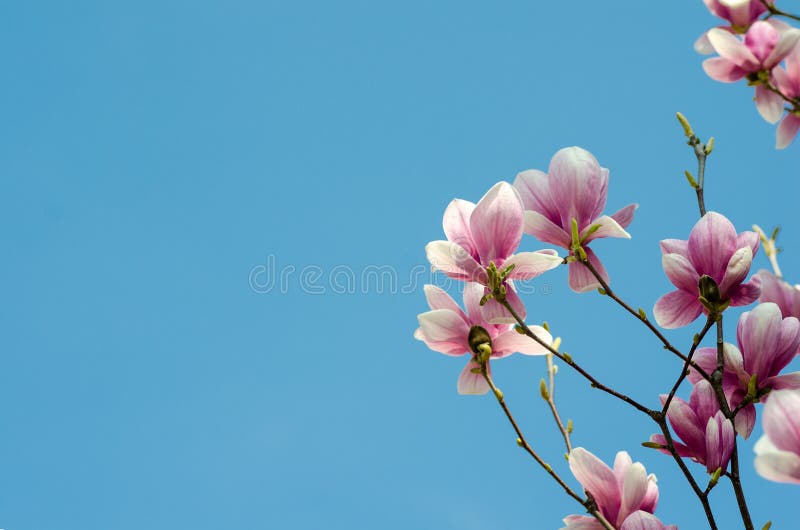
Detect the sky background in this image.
<box><xmin>2</xmin><ymin>1</ymin><xmax>799</xmax><ymax>529</ymax></box>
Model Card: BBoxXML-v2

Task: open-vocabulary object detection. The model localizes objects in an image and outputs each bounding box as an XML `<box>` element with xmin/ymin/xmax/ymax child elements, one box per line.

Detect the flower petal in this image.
<box><xmin>470</xmin><ymin>182</ymin><xmax>524</xmax><ymax>265</ymax></box>
<box><xmin>659</xmin><ymin>239</ymin><xmax>689</xmax><ymax>258</ymax></box>
<box><xmin>662</xmin><ymin>253</ymin><xmax>700</xmax><ymax>292</ymax></box>
<box><xmin>702</xmin><ymin>57</ymin><xmax>747</xmax><ymax>82</ymax></box>
<box><xmin>718</xmin><ymin>246</ymin><xmax>753</xmax><ymax>295</ymax></box>
<box><xmin>522</xmin><ymin>210</ymin><xmax>571</xmax><ymax>247</ymax></box>
<box><xmin>609</xmin><ymin>203</ymin><xmax>638</xmax><ymax>229</ymax></box>
<box><xmin>619</xmin><ymin>511</ymin><xmax>669</xmax><ymax>530</ymax></box>
<box><xmin>443</xmin><ymin>199</ymin><xmax>478</xmax><ymax>259</ymax></box>
<box><xmin>688</xmin><ymin>211</ymin><xmax>738</xmax><ymax>282</ymax></box>
<box><xmin>493</xmin><ymin>324</ymin><xmax>552</xmax><ymax>356</ymax></box>
<box><xmin>745</xmin><ymin>20</ymin><xmax>780</xmax><ymax>64</ymax></box>
<box><xmin>754</xmin><ymin>84</ymin><xmax>784</xmax><ymax>124</ymax></box>
<box><xmin>654</xmin><ymin>290</ymin><xmax>703</xmax><ymax>329</ymax></box>
<box><xmin>764</xmin><ymin>27</ymin><xmax>800</xmax><ymax>69</ymax></box>
<box><xmin>514</xmin><ymin>169</ymin><xmax>561</xmax><ymax>226</ymax></box>
<box><xmin>457</xmin><ymin>358</ymin><xmax>489</xmax><ymax>395</ymax></box>
<box><xmin>762</xmin><ymin>389</ymin><xmax>800</xmax><ymax>454</ymax></box>
<box><xmin>417</xmin><ymin>309</ymin><xmax>470</xmax><ymax>355</ymax></box>
<box><xmin>568</xmin><ymin>448</ymin><xmax>620</xmax><ymax>522</ymax></box>
<box><xmin>581</xmin><ymin>215</ymin><xmax>631</xmax><ymax>243</ymax></box>
<box><xmin>480</xmin><ymin>282</ymin><xmax>526</xmax><ymax>324</ymax></box>
<box><xmin>505</xmin><ymin>250</ymin><xmax>563</xmax><ymax>281</ymax></box>
<box><xmin>548</xmin><ymin>147</ymin><xmax>609</xmax><ymax>230</ymax></box>
<box><xmin>619</xmin><ymin>462</ymin><xmax>648</xmax><ymax>524</ymax></box>
<box><xmin>568</xmin><ymin>247</ymin><xmax>609</xmax><ymax>293</ymax></box>
<box><xmin>426</xmin><ymin>240</ymin><xmax>486</xmax><ymax>282</ymax></box>
<box><xmin>777</xmin><ymin>113</ymin><xmax>800</xmax><ymax>150</ymax></box>
<box><xmin>423</xmin><ymin>284</ymin><xmax>466</xmax><ymax>318</ymax></box>
<box><xmin>707</xmin><ymin>27</ymin><xmax>759</xmax><ymax>68</ymax></box>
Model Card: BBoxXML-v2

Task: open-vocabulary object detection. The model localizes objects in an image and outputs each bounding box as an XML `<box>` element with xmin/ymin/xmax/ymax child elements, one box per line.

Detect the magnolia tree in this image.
<box><xmin>414</xmin><ymin>2</ymin><xmax>800</xmax><ymax>529</ymax></box>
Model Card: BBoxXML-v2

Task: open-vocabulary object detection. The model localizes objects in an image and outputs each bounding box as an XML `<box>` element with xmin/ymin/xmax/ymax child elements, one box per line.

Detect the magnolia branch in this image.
<box><xmin>478</xmin><ymin>364</ymin><xmax>615</xmax><ymax>530</ymax></box>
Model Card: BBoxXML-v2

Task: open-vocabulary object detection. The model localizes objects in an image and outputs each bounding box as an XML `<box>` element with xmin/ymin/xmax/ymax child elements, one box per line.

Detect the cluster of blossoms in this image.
<box><xmin>697</xmin><ymin>0</ymin><xmax>800</xmax><ymax>148</ymax></box>
<box><xmin>416</xmin><ymin>136</ymin><xmax>800</xmax><ymax>527</ymax></box>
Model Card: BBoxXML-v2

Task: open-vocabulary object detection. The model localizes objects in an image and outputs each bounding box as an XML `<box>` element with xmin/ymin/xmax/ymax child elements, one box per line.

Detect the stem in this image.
<box><xmin>711</xmin><ymin>318</ymin><xmax>754</xmax><ymax>530</ymax></box>
<box><xmin>655</xmin><ymin>417</ymin><xmax>719</xmax><ymax>530</ymax></box>
<box><xmin>661</xmin><ymin>316</ymin><xmax>716</xmax><ymax>414</ymax></box>
<box><xmin>545</xmin><ymin>353</ymin><xmax>573</xmax><ymax>453</ymax></box>
<box><xmin>480</xmin><ymin>366</ymin><xmax>615</xmax><ymax>530</ymax></box>
<box><xmin>579</xmin><ymin>258</ymin><xmax>713</xmax><ymax>382</ymax></box>
<box><xmin>499</xmin><ymin>298</ymin><xmax>654</xmax><ymax>416</ymax></box>
<box><xmin>760</xmin><ymin>0</ymin><xmax>800</xmax><ymax>22</ymax></box>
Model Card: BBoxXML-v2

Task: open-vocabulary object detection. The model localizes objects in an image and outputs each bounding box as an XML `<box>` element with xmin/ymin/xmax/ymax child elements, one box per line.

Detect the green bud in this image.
<box><xmin>581</xmin><ymin>223</ymin><xmax>601</xmax><ymax>242</ymax></box>
<box><xmin>709</xmin><ymin>467</ymin><xmax>722</xmax><ymax>486</ymax></box>
<box><xmin>642</xmin><ymin>441</ymin><xmax>666</xmax><ymax>449</ymax></box>
<box><xmin>748</xmin><ymin>373</ymin><xmax>758</xmax><ymax>398</ymax></box>
<box><xmin>705</xmin><ymin>137</ymin><xmax>715</xmax><ymax>155</ymax></box>
<box><xmin>516</xmin><ymin>437</ymin><xmax>523</xmax><ymax>447</ymax></box>
<box><xmin>542</xmin><ymin>321</ymin><xmax>550</xmax><ymax>332</ymax></box>
<box><xmin>597</xmin><ymin>287</ymin><xmax>607</xmax><ymax>296</ymax></box>
<box><xmin>684</xmin><ymin>170</ymin><xmax>698</xmax><ymax>189</ymax></box>
<box><xmin>771</xmin><ymin>225</ymin><xmax>780</xmax><ymax>241</ymax></box>
<box><xmin>676</xmin><ymin>112</ymin><xmax>694</xmax><ymax>138</ymax></box>
<box><xmin>762</xmin><ymin>521</ymin><xmax>772</xmax><ymax>530</ymax></box>
<box><xmin>562</xmin><ymin>352</ymin><xmax>573</xmax><ymax>364</ymax></box>
<box><xmin>539</xmin><ymin>378</ymin><xmax>550</xmax><ymax>400</ymax></box>
<box><xmin>576</xmin><ymin>245</ymin><xmax>587</xmax><ymax>261</ymax></box>
<box><xmin>638</xmin><ymin>308</ymin><xmax>647</xmax><ymax>320</ymax></box>
<box><xmin>493</xmin><ymin>388</ymin><xmax>504</xmax><ymax>401</ymax></box>
<box><xmin>514</xmin><ymin>325</ymin><xmax>526</xmax><ymax>335</ymax></box>
<box><xmin>567</xmin><ymin>419</ymin><xmax>573</xmax><ymax>434</ymax></box>
<box><xmin>479</xmin><ymin>293</ymin><xmax>492</xmax><ymax>306</ymax></box>
<box><xmin>693</xmin><ymin>333</ymin><xmax>700</xmax><ymax>345</ymax></box>
<box><xmin>571</xmin><ymin>218</ymin><xmax>581</xmax><ymax>247</ymax></box>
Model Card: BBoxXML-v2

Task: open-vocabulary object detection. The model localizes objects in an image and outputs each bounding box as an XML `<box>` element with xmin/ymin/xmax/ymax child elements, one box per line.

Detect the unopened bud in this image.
<box><xmin>540</xmin><ymin>379</ymin><xmax>550</xmax><ymax>400</ymax></box>
<box><xmin>676</xmin><ymin>112</ymin><xmax>694</xmax><ymax>138</ymax></box>
<box><xmin>705</xmin><ymin>137</ymin><xmax>715</xmax><ymax>154</ymax></box>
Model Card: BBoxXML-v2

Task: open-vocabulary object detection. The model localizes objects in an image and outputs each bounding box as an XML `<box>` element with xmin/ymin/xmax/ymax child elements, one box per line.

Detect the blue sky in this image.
<box><xmin>2</xmin><ymin>1</ymin><xmax>799</xmax><ymax>529</ymax></box>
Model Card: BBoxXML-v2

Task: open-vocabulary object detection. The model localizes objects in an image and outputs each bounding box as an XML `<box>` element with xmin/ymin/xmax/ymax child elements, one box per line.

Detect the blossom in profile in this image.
<box><xmin>773</xmin><ymin>45</ymin><xmax>800</xmax><ymax>149</ymax></box>
<box><xmin>687</xmin><ymin>302</ymin><xmax>800</xmax><ymax>437</ymax></box>
<box><xmin>653</xmin><ymin>211</ymin><xmax>759</xmax><ymax>329</ymax></box>
<box><xmin>560</xmin><ymin>448</ymin><xmax>676</xmax><ymax>530</ymax></box>
<box><xmin>414</xmin><ymin>283</ymin><xmax>552</xmax><ymax>394</ymax></box>
<box><xmin>754</xmin><ymin>389</ymin><xmax>800</xmax><ymax>484</ymax></box>
<box><xmin>513</xmin><ymin>147</ymin><xmax>636</xmax><ymax>293</ymax></box>
<box><xmin>650</xmin><ymin>380</ymin><xmax>735</xmax><ymax>472</ymax></box>
<box><xmin>756</xmin><ymin>270</ymin><xmax>800</xmax><ymax>318</ymax></box>
<box><xmin>425</xmin><ymin>182</ymin><xmax>562</xmax><ymax>323</ymax></box>
<box><xmin>702</xmin><ymin>21</ymin><xmax>800</xmax><ymax>123</ymax></box>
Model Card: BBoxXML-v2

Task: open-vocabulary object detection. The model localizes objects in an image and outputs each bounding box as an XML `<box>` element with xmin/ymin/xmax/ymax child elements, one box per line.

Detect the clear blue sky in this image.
<box><xmin>2</xmin><ymin>1</ymin><xmax>799</xmax><ymax>529</ymax></box>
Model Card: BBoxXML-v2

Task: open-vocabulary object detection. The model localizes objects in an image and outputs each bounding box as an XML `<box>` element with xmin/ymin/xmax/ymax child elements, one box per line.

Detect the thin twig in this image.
<box><xmin>499</xmin><ymin>299</ymin><xmax>655</xmax><ymax>416</ymax></box>
<box><xmin>760</xmin><ymin>0</ymin><xmax>800</xmax><ymax>22</ymax></box>
<box><xmin>661</xmin><ymin>316</ymin><xmax>716</xmax><ymax>414</ymax></box>
<box><xmin>579</xmin><ymin>258</ymin><xmax>713</xmax><ymax>382</ymax></box>
<box><xmin>544</xmin><ymin>353</ymin><xmax>573</xmax><ymax>453</ymax></box>
<box><xmin>479</xmin><ymin>366</ymin><xmax>615</xmax><ymax>530</ymax></box>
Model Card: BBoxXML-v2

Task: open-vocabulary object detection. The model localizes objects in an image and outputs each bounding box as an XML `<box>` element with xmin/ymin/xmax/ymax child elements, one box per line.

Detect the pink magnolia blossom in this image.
<box><xmin>650</xmin><ymin>380</ymin><xmax>735</xmax><ymax>473</ymax></box>
<box><xmin>513</xmin><ymin>147</ymin><xmax>636</xmax><ymax>293</ymax></box>
<box><xmin>653</xmin><ymin>211</ymin><xmax>760</xmax><ymax>329</ymax></box>
<box><xmin>754</xmin><ymin>389</ymin><xmax>800</xmax><ymax>483</ymax></box>
<box><xmin>756</xmin><ymin>270</ymin><xmax>800</xmax><ymax>318</ymax></box>
<box><xmin>561</xmin><ymin>448</ymin><xmax>676</xmax><ymax>530</ymax></box>
<box><xmin>695</xmin><ymin>0</ymin><xmax>767</xmax><ymax>54</ymax></box>
<box><xmin>687</xmin><ymin>302</ymin><xmax>800</xmax><ymax>437</ymax></box>
<box><xmin>414</xmin><ymin>283</ymin><xmax>552</xmax><ymax>394</ymax></box>
<box><xmin>703</xmin><ymin>21</ymin><xmax>800</xmax><ymax>123</ymax></box>
<box><xmin>773</xmin><ymin>45</ymin><xmax>800</xmax><ymax>148</ymax></box>
<box><xmin>425</xmin><ymin>182</ymin><xmax>562</xmax><ymax>323</ymax></box>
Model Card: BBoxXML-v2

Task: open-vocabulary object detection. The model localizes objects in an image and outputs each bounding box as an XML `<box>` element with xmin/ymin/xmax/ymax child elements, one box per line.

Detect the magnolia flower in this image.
<box><xmin>414</xmin><ymin>283</ymin><xmax>552</xmax><ymax>394</ymax></box>
<box><xmin>688</xmin><ymin>302</ymin><xmax>800</xmax><ymax>437</ymax></box>
<box><xmin>513</xmin><ymin>147</ymin><xmax>636</xmax><ymax>293</ymax></box>
<box><xmin>425</xmin><ymin>182</ymin><xmax>562</xmax><ymax>323</ymax></box>
<box><xmin>756</xmin><ymin>270</ymin><xmax>800</xmax><ymax>318</ymax></box>
<box><xmin>653</xmin><ymin>211</ymin><xmax>760</xmax><ymax>329</ymax></box>
<box><xmin>695</xmin><ymin>0</ymin><xmax>767</xmax><ymax>54</ymax></box>
<box><xmin>650</xmin><ymin>380</ymin><xmax>735</xmax><ymax>473</ymax></box>
<box><xmin>754</xmin><ymin>389</ymin><xmax>800</xmax><ymax>484</ymax></box>
<box><xmin>561</xmin><ymin>448</ymin><xmax>675</xmax><ymax>530</ymax></box>
<box><xmin>703</xmin><ymin>21</ymin><xmax>800</xmax><ymax>123</ymax></box>
<box><xmin>773</xmin><ymin>45</ymin><xmax>800</xmax><ymax>149</ymax></box>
